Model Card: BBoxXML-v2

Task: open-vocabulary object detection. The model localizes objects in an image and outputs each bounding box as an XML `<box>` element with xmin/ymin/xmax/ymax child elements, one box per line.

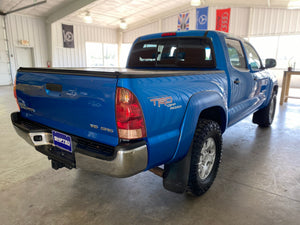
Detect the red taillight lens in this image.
<box><xmin>13</xmin><ymin>78</ymin><xmax>20</xmax><ymax>111</ymax></box>
<box><xmin>115</xmin><ymin>87</ymin><xmax>146</xmax><ymax>140</ymax></box>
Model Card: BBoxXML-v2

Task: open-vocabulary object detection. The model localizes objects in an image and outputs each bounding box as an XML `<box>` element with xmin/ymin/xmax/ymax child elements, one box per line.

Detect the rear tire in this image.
<box><xmin>187</xmin><ymin>119</ymin><xmax>222</xmax><ymax>196</ymax></box>
<box><xmin>253</xmin><ymin>92</ymin><xmax>277</xmax><ymax>127</ymax></box>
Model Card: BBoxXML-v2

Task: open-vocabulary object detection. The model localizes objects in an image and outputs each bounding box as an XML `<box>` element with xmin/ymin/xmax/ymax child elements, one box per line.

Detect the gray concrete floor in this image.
<box><xmin>0</xmin><ymin>85</ymin><xmax>299</xmax><ymax>225</ymax></box>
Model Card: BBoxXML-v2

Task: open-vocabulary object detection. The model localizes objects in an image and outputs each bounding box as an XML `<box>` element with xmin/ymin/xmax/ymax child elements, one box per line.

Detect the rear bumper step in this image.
<box><xmin>11</xmin><ymin>112</ymin><xmax>148</xmax><ymax>178</ymax></box>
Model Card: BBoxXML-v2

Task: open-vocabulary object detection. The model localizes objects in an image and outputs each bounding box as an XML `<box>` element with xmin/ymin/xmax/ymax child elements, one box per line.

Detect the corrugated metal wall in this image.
<box><xmin>2</xmin><ymin>7</ymin><xmax>299</xmax><ymax>79</ymax></box>
<box><xmin>120</xmin><ymin>7</ymin><xmax>300</xmax><ymax>87</ymax></box>
<box><xmin>250</xmin><ymin>8</ymin><xmax>300</xmax><ymax>36</ymax></box>
<box><xmin>162</xmin><ymin>15</ymin><xmax>178</xmax><ymax>32</ymax></box>
<box><xmin>123</xmin><ymin>7</ymin><xmax>300</xmax><ymax>43</ymax></box>
<box><xmin>0</xmin><ymin>16</ymin><xmax>11</xmax><ymax>85</ymax></box>
<box><xmin>123</xmin><ymin>7</ymin><xmax>250</xmax><ymax>43</ymax></box>
<box><xmin>52</xmin><ymin>22</ymin><xmax>118</xmax><ymax>67</ymax></box>
<box><xmin>123</xmin><ymin>21</ymin><xmax>159</xmax><ymax>43</ymax></box>
<box><xmin>6</xmin><ymin>14</ymin><xmax>48</xmax><ymax>80</ymax></box>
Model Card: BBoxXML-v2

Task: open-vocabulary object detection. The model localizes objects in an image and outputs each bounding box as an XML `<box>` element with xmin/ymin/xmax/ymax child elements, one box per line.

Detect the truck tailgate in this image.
<box><xmin>16</xmin><ymin>69</ymin><xmax>119</xmax><ymax>146</ymax></box>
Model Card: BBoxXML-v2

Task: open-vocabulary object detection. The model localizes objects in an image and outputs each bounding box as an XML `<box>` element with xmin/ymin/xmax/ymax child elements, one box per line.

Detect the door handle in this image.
<box><xmin>234</xmin><ymin>79</ymin><xmax>240</xmax><ymax>84</ymax></box>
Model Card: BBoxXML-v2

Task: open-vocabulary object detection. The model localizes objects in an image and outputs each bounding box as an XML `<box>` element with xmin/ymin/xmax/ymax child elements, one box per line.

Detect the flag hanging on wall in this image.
<box><xmin>196</xmin><ymin>7</ymin><xmax>208</xmax><ymax>30</ymax></box>
<box><xmin>62</xmin><ymin>24</ymin><xmax>74</xmax><ymax>48</ymax></box>
<box><xmin>177</xmin><ymin>13</ymin><xmax>190</xmax><ymax>31</ymax></box>
<box><xmin>215</xmin><ymin>8</ymin><xmax>231</xmax><ymax>33</ymax></box>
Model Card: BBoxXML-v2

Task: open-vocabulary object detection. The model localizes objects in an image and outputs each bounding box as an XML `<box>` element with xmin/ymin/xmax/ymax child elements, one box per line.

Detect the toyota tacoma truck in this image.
<box><xmin>11</xmin><ymin>30</ymin><xmax>278</xmax><ymax>196</ymax></box>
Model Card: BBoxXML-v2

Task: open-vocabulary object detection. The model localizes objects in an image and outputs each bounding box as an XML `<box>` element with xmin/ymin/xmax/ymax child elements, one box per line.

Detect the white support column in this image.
<box><xmin>247</xmin><ymin>8</ymin><xmax>253</xmax><ymax>39</ymax></box>
<box><xmin>2</xmin><ymin>16</ymin><xmax>12</xmax><ymax>84</ymax></box>
<box><xmin>46</xmin><ymin>23</ymin><xmax>52</xmax><ymax>67</ymax></box>
<box><xmin>4</xmin><ymin>15</ymin><xmax>16</xmax><ymax>83</ymax></box>
<box><xmin>158</xmin><ymin>19</ymin><xmax>162</xmax><ymax>32</ymax></box>
<box><xmin>117</xmin><ymin>29</ymin><xmax>123</xmax><ymax>67</ymax></box>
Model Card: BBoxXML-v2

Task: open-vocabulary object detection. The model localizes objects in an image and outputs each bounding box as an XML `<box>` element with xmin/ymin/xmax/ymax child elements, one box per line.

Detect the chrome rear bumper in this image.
<box><xmin>75</xmin><ymin>144</ymin><xmax>147</xmax><ymax>177</ymax></box>
<box><xmin>11</xmin><ymin>112</ymin><xmax>148</xmax><ymax>178</ymax></box>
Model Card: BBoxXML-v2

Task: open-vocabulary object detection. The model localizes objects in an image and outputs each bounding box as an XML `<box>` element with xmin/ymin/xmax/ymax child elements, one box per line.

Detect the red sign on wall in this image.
<box><xmin>216</xmin><ymin>8</ymin><xmax>231</xmax><ymax>33</ymax></box>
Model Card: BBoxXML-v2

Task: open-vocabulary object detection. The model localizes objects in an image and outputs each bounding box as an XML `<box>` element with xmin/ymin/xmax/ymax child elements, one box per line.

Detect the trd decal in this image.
<box><xmin>150</xmin><ymin>96</ymin><xmax>173</xmax><ymax>107</ymax></box>
<box><xmin>150</xmin><ymin>96</ymin><xmax>182</xmax><ymax>110</ymax></box>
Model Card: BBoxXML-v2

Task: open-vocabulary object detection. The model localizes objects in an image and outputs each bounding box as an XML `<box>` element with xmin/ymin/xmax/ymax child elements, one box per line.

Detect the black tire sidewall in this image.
<box><xmin>268</xmin><ymin>94</ymin><xmax>276</xmax><ymax>124</ymax></box>
<box><xmin>188</xmin><ymin>120</ymin><xmax>222</xmax><ymax>196</ymax></box>
<box><xmin>253</xmin><ymin>91</ymin><xmax>277</xmax><ymax>127</ymax></box>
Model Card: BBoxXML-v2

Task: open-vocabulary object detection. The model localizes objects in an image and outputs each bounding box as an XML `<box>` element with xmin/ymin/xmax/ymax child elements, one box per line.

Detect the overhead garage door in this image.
<box><xmin>0</xmin><ymin>16</ymin><xmax>11</xmax><ymax>85</ymax></box>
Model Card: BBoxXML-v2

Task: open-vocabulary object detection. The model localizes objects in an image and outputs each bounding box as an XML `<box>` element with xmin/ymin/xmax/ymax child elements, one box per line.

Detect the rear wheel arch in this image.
<box><xmin>199</xmin><ymin>106</ymin><xmax>227</xmax><ymax>133</ymax></box>
<box><xmin>168</xmin><ymin>91</ymin><xmax>227</xmax><ymax>163</ymax></box>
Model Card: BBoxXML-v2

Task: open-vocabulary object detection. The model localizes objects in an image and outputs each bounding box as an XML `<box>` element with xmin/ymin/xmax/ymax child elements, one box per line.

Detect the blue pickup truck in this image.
<box><xmin>11</xmin><ymin>30</ymin><xmax>277</xmax><ymax>196</ymax></box>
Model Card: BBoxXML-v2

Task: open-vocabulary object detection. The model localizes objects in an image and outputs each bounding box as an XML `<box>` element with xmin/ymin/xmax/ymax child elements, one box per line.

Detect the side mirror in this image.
<box><xmin>265</xmin><ymin>58</ymin><xmax>276</xmax><ymax>69</ymax></box>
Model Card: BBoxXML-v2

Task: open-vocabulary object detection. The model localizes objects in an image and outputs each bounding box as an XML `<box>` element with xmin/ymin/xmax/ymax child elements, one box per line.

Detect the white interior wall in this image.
<box><xmin>123</xmin><ymin>21</ymin><xmax>159</xmax><ymax>44</ymax></box>
<box><xmin>123</xmin><ymin>7</ymin><xmax>300</xmax><ymax>43</ymax></box>
<box><xmin>5</xmin><ymin>14</ymin><xmax>48</xmax><ymax>82</ymax></box>
<box><xmin>161</xmin><ymin>15</ymin><xmax>177</xmax><ymax>32</ymax></box>
<box><xmin>1</xmin><ymin>7</ymin><xmax>300</xmax><ymax>86</ymax></box>
<box><xmin>124</xmin><ymin>7</ymin><xmax>251</xmax><ymax>43</ymax></box>
<box><xmin>0</xmin><ymin>16</ymin><xmax>11</xmax><ymax>85</ymax></box>
<box><xmin>250</xmin><ymin>8</ymin><xmax>300</xmax><ymax>36</ymax></box>
<box><xmin>51</xmin><ymin>22</ymin><xmax>118</xmax><ymax>67</ymax></box>
<box><xmin>122</xmin><ymin>7</ymin><xmax>300</xmax><ymax>87</ymax></box>
<box><xmin>249</xmin><ymin>8</ymin><xmax>300</xmax><ymax>88</ymax></box>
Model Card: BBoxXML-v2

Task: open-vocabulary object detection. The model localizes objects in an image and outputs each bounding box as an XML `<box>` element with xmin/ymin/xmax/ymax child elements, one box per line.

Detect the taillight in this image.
<box><xmin>115</xmin><ymin>87</ymin><xmax>146</xmax><ymax>140</ymax></box>
<box><xmin>13</xmin><ymin>78</ymin><xmax>20</xmax><ymax>111</ymax></box>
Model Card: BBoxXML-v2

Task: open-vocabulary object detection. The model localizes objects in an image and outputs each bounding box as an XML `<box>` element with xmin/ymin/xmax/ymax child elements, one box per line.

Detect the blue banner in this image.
<box><xmin>196</xmin><ymin>7</ymin><xmax>208</xmax><ymax>30</ymax></box>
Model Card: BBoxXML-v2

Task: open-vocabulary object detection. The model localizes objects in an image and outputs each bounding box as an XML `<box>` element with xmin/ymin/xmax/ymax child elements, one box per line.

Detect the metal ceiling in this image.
<box><xmin>0</xmin><ymin>0</ymin><xmax>296</xmax><ymax>28</ymax></box>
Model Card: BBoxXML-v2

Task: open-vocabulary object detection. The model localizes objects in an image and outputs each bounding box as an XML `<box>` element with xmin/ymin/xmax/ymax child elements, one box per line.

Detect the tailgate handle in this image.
<box><xmin>46</xmin><ymin>83</ymin><xmax>62</xmax><ymax>92</ymax></box>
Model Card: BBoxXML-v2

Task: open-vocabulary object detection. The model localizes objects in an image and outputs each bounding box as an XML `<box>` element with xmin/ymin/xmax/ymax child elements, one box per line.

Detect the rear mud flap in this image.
<box><xmin>163</xmin><ymin>148</ymin><xmax>192</xmax><ymax>193</ymax></box>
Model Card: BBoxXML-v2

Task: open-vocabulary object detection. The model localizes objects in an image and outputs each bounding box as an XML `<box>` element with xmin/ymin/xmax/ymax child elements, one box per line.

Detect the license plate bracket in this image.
<box><xmin>52</xmin><ymin>130</ymin><xmax>72</xmax><ymax>153</ymax></box>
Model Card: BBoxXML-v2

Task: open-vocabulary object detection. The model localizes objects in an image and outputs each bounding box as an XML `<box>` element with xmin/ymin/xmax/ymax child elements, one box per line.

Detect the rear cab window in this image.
<box><xmin>127</xmin><ymin>37</ymin><xmax>216</xmax><ymax>69</ymax></box>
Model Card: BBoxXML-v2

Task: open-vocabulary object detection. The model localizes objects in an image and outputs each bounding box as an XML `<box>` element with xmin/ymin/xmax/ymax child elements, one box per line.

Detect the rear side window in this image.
<box><xmin>226</xmin><ymin>39</ymin><xmax>247</xmax><ymax>70</ymax></box>
<box><xmin>128</xmin><ymin>38</ymin><xmax>215</xmax><ymax>68</ymax></box>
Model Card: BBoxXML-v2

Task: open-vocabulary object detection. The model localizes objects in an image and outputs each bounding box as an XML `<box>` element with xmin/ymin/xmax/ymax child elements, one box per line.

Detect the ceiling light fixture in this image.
<box><xmin>120</xmin><ymin>19</ymin><xmax>127</xmax><ymax>29</ymax></box>
<box><xmin>190</xmin><ymin>0</ymin><xmax>201</xmax><ymax>6</ymax></box>
<box><xmin>84</xmin><ymin>11</ymin><xmax>93</xmax><ymax>23</ymax></box>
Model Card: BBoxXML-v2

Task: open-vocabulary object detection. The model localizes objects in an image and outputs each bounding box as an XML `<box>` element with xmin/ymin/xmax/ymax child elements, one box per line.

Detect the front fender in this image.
<box><xmin>259</xmin><ymin>70</ymin><xmax>278</xmax><ymax>109</ymax></box>
<box><xmin>168</xmin><ymin>90</ymin><xmax>227</xmax><ymax>163</ymax></box>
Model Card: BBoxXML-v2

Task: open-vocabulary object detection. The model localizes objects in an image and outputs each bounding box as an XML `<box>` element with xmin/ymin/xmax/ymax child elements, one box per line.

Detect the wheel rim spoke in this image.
<box><xmin>198</xmin><ymin>137</ymin><xmax>216</xmax><ymax>179</ymax></box>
